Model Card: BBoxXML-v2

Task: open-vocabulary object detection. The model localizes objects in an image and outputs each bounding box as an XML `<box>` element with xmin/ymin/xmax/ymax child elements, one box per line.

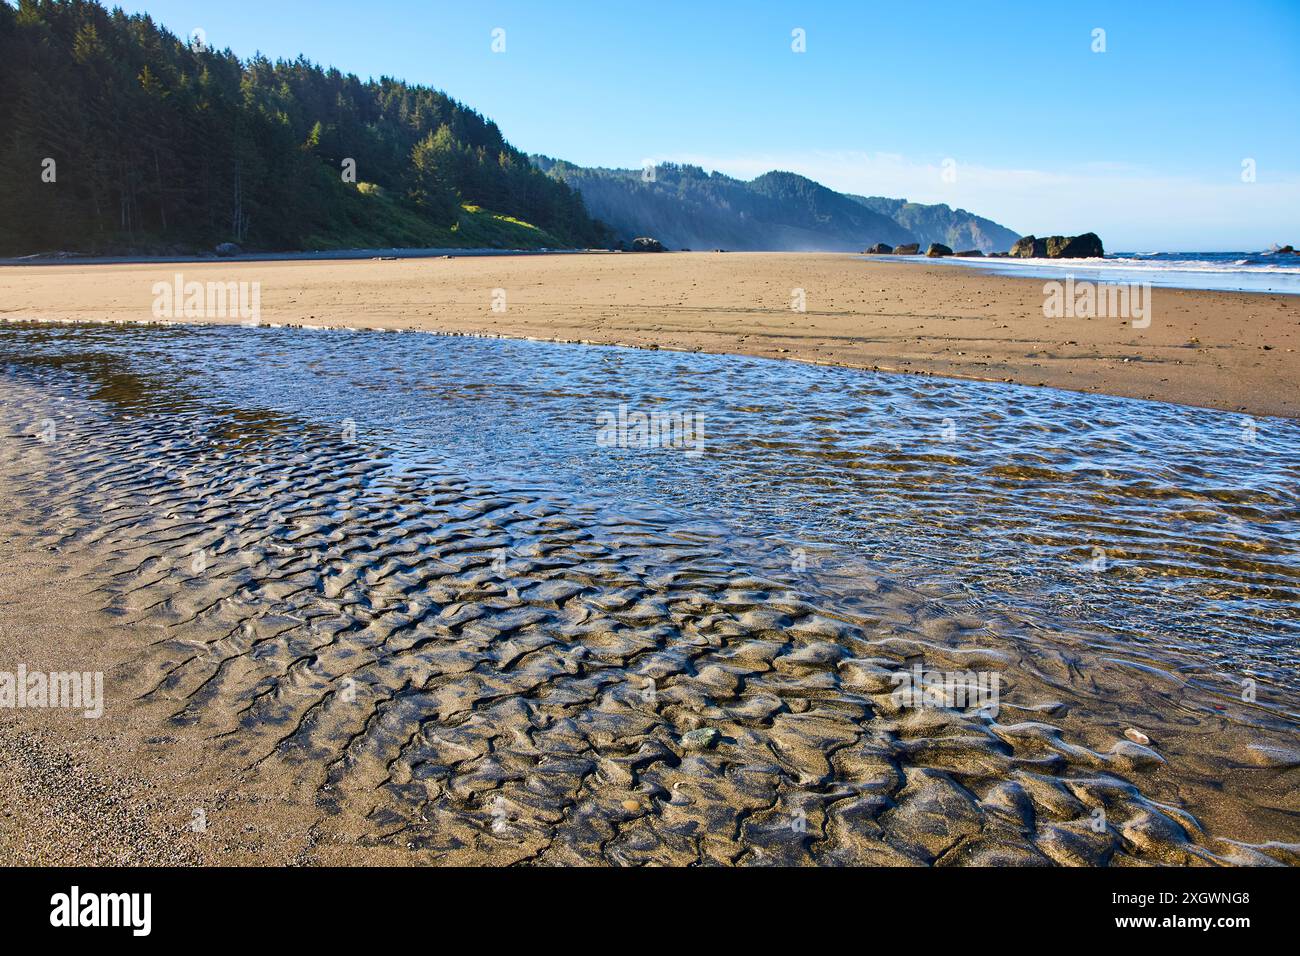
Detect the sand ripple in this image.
<box><xmin>1</xmin><ymin>351</ymin><xmax>1297</xmax><ymax>864</ymax></box>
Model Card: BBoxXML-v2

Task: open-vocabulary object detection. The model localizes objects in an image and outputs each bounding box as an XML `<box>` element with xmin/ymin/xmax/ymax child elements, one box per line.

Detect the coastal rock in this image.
<box><xmin>893</xmin><ymin>243</ymin><xmax>921</xmax><ymax>255</ymax></box>
<box><xmin>1045</xmin><ymin>233</ymin><xmax>1104</xmax><ymax>258</ymax></box>
<box><xmin>1010</xmin><ymin>233</ymin><xmax>1104</xmax><ymax>259</ymax></box>
<box><xmin>925</xmin><ymin>243</ymin><xmax>953</xmax><ymax>258</ymax></box>
<box><xmin>1267</xmin><ymin>244</ymin><xmax>1296</xmax><ymax>255</ymax></box>
<box><xmin>630</xmin><ymin>237</ymin><xmax>666</xmax><ymax>252</ymax></box>
<box><xmin>1044</xmin><ymin>236</ymin><xmax>1071</xmax><ymax>258</ymax></box>
<box><xmin>1010</xmin><ymin>235</ymin><xmax>1047</xmax><ymax>258</ymax></box>
<box><xmin>953</xmin><ymin>249</ymin><xmax>984</xmax><ymax>257</ymax></box>
<box><xmin>864</xmin><ymin>243</ymin><xmax>893</xmax><ymax>254</ymax></box>
<box><xmin>214</xmin><ymin>242</ymin><xmax>242</xmax><ymax>257</ymax></box>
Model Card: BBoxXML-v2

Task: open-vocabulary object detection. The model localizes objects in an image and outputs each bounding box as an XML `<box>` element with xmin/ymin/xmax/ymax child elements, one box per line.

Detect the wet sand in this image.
<box><xmin>1</xmin><ymin>327</ymin><xmax>1296</xmax><ymax>866</ymax></box>
<box><xmin>2</xmin><ymin>252</ymin><xmax>1298</xmax><ymax>418</ymax></box>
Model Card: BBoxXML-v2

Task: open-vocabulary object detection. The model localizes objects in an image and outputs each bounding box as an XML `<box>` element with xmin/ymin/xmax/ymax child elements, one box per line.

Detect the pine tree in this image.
<box><xmin>0</xmin><ymin>0</ymin><xmax>608</xmax><ymax>253</ymax></box>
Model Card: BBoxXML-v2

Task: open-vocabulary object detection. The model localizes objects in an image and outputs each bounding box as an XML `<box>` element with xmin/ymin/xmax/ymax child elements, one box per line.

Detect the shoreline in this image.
<box><xmin>921</xmin><ymin>253</ymin><xmax>1300</xmax><ymax>296</ymax></box>
<box><xmin>8</xmin><ymin>245</ymin><xmax>1300</xmax><ymax>295</ymax></box>
<box><xmin>2</xmin><ymin>251</ymin><xmax>1297</xmax><ymax>418</ymax></box>
<box><xmin>0</xmin><ymin>246</ymin><xmax>613</xmax><ymax>267</ymax></box>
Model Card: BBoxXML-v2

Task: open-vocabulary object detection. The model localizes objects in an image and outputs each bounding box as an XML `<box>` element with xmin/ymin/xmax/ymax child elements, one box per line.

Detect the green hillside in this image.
<box><xmin>0</xmin><ymin>0</ymin><xmax>607</xmax><ymax>255</ymax></box>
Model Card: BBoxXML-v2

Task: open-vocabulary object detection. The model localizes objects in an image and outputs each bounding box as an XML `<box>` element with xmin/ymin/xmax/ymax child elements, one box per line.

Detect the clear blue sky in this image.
<box><xmin>117</xmin><ymin>0</ymin><xmax>1300</xmax><ymax>249</ymax></box>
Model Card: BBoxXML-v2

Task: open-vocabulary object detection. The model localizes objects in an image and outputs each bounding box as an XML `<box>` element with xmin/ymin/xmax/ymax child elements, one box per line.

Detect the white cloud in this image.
<box><xmin>661</xmin><ymin>150</ymin><xmax>1300</xmax><ymax>251</ymax></box>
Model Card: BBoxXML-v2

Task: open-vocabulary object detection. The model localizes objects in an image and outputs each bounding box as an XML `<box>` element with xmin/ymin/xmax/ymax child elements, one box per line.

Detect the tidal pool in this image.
<box><xmin>0</xmin><ymin>321</ymin><xmax>1296</xmax><ymax>864</ymax></box>
<box><xmin>4</xmin><ymin>322</ymin><xmax>1295</xmax><ymax>699</ymax></box>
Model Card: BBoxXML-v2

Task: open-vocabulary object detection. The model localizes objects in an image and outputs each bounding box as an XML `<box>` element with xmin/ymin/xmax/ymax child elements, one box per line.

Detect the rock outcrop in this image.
<box><xmin>1010</xmin><ymin>233</ymin><xmax>1104</xmax><ymax>259</ymax></box>
<box><xmin>214</xmin><ymin>242</ymin><xmax>242</xmax><ymax>257</ymax></box>
<box><xmin>953</xmin><ymin>249</ymin><xmax>984</xmax><ymax>257</ymax></box>
<box><xmin>864</xmin><ymin>243</ymin><xmax>893</xmax><ymax>254</ymax></box>
<box><xmin>630</xmin><ymin>237</ymin><xmax>666</xmax><ymax>252</ymax></box>
<box><xmin>1010</xmin><ymin>236</ymin><xmax>1046</xmax><ymax>258</ymax></box>
<box><xmin>1046</xmin><ymin>233</ymin><xmax>1104</xmax><ymax>258</ymax></box>
<box><xmin>894</xmin><ymin>243</ymin><xmax>921</xmax><ymax>255</ymax></box>
<box><xmin>926</xmin><ymin>243</ymin><xmax>953</xmax><ymax>258</ymax></box>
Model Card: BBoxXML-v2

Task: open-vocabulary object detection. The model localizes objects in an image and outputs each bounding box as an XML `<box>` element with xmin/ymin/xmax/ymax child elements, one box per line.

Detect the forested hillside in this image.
<box><xmin>0</xmin><ymin>0</ymin><xmax>607</xmax><ymax>254</ymax></box>
<box><xmin>849</xmin><ymin>195</ymin><xmax>1019</xmax><ymax>255</ymax></box>
<box><xmin>533</xmin><ymin>160</ymin><xmax>911</xmax><ymax>251</ymax></box>
<box><xmin>533</xmin><ymin>157</ymin><xmax>1020</xmax><ymax>253</ymax></box>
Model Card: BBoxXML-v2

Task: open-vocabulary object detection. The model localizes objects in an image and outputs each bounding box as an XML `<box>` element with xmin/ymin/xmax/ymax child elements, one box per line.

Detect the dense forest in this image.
<box><xmin>532</xmin><ymin>157</ymin><xmax>1020</xmax><ymax>253</ymax></box>
<box><xmin>0</xmin><ymin>0</ymin><xmax>609</xmax><ymax>255</ymax></box>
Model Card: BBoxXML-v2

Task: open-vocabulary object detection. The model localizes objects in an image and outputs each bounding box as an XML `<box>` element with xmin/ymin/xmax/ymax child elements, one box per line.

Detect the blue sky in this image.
<box><xmin>118</xmin><ymin>0</ymin><xmax>1299</xmax><ymax>249</ymax></box>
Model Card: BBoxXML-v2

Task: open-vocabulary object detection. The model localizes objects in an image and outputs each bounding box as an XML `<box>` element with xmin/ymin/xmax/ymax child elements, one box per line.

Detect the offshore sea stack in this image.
<box><xmin>1010</xmin><ymin>233</ymin><xmax>1104</xmax><ymax>258</ymax></box>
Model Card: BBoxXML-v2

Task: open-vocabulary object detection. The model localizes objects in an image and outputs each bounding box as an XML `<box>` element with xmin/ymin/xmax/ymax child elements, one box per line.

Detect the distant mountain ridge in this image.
<box><xmin>848</xmin><ymin>195</ymin><xmax>1021</xmax><ymax>255</ymax></box>
<box><xmin>532</xmin><ymin>158</ymin><xmax>1020</xmax><ymax>253</ymax></box>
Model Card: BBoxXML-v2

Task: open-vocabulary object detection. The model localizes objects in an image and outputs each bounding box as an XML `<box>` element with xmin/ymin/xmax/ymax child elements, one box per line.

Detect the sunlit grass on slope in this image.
<box><xmin>300</xmin><ymin>183</ymin><xmax>566</xmax><ymax>251</ymax></box>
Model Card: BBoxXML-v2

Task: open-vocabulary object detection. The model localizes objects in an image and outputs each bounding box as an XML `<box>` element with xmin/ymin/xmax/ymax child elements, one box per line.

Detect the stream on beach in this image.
<box><xmin>0</xmin><ymin>321</ymin><xmax>1296</xmax><ymax>865</ymax></box>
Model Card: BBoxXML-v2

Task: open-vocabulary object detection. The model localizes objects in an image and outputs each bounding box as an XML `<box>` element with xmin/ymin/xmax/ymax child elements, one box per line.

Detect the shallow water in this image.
<box><xmin>7</xmin><ymin>317</ymin><xmax>1300</xmax><ymax>697</ymax></box>
<box><xmin>2</xmin><ymin>322</ymin><xmax>1297</xmax><ymax>699</ymax></box>
<box><xmin>1</xmin><ymin>321</ymin><xmax>1297</xmax><ymax>864</ymax></box>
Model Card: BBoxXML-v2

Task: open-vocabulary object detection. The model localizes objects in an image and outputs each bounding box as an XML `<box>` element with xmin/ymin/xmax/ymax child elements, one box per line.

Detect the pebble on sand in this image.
<box><xmin>1124</xmin><ymin>728</ymin><xmax>1151</xmax><ymax>746</ymax></box>
<box><xmin>682</xmin><ymin>727</ymin><xmax>721</xmax><ymax>750</ymax></box>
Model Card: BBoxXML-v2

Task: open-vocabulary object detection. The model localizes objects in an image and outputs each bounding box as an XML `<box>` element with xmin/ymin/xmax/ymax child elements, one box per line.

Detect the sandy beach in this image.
<box><xmin>10</xmin><ymin>0</ymin><xmax>1300</xmax><ymax>910</ymax></box>
<box><xmin>2</xmin><ymin>252</ymin><xmax>1298</xmax><ymax>418</ymax></box>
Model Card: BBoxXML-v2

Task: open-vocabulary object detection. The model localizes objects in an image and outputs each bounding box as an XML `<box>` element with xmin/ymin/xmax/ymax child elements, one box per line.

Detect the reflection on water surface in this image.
<box><xmin>4</xmin><ymin>322</ymin><xmax>1294</xmax><ymax>697</ymax></box>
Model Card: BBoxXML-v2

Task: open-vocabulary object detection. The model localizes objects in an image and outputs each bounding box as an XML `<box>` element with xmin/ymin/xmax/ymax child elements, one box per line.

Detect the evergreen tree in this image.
<box><xmin>0</xmin><ymin>0</ymin><xmax>608</xmax><ymax>253</ymax></box>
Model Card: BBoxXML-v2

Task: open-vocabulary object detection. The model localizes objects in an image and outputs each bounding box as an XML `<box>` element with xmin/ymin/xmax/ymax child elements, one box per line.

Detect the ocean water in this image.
<box><xmin>897</xmin><ymin>251</ymin><xmax>1300</xmax><ymax>294</ymax></box>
